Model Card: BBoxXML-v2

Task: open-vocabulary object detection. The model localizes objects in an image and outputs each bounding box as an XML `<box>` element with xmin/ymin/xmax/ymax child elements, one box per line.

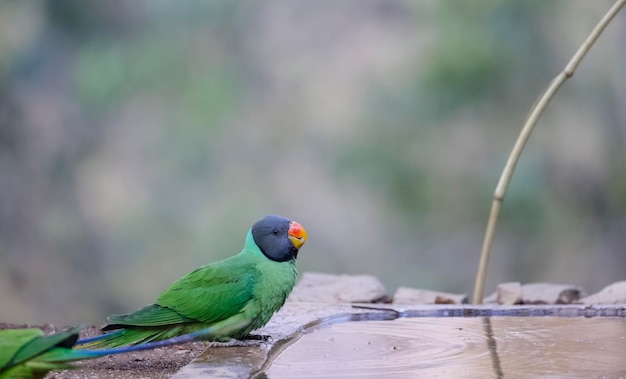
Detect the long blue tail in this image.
<box><xmin>49</xmin><ymin>326</ymin><xmax>218</xmax><ymax>363</ymax></box>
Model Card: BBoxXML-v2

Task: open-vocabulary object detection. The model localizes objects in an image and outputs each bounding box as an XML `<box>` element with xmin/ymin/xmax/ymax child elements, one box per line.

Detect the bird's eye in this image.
<box><xmin>272</xmin><ymin>229</ymin><xmax>279</xmax><ymax>235</ymax></box>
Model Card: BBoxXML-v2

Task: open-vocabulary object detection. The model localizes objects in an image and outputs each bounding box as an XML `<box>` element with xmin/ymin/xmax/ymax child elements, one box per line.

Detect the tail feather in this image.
<box><xmin>75</xmin><ymin>330</ymin><xmax>124</xmax><ymax>345</ymax></box>
<box><xmin>45</xmin><ymin>326</ymin><xmax>220</xmax><ymax>363</ymax></box>
<box><xmin>76</xmin><ymin>328</ymin><xmax>171</xmax><ymax>349</ymax></box>
<box><xmin>77</xmin><ymin>317</ymin><xmax>251</xmax><ymax>351</ymax></box>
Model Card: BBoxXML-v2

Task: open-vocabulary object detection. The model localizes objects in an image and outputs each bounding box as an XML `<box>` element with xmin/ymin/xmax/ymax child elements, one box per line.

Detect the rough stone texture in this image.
<box><xmin>482</xmin><ymin>290</ymin><xmax>498</xmax><ymax>304</ymax></box>
<box><xmin>392</xmin><ymin>287</ymin><xmax>468</xmax><ymax>304</ymax></box>
<box><xmin>578</xmin><ymin>281</ymin><xmax>626</xmax><ymax>304</ymax></box>
<box><xmin>56</xmin><ymin>342</ymin><xmax>206</xmax><ymax>379</ymax></box>
<box><xmin>287</xmin><ymin>272</ymin><xmax>389</xmax><ymax>303</ymax></box>
<box><xmin>484</xmin><ymin>282</ymin><xmax>584</xmax><ymax>305</ymax></box>
<box><xmin>521</xmin><ymin>283</ymin><xmax>584</xmax><ymax>304</ymax></box>
<box><xmin>496</xmin><ymin>282</ymin><xmax>523</xmax><ymax>305</ymax></box>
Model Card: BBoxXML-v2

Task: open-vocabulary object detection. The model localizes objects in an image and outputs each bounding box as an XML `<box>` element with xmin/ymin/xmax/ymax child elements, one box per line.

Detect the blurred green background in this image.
<box><xmin>1</xmin><ymin>1</ymin><xmax>625</xmax><ymax>325</ymax></box>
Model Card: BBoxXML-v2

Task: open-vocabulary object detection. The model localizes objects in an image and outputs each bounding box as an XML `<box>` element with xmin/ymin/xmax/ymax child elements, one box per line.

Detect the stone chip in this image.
<box><xmin>578</xmin><ymin>281</ymin><xmax>626</xmax><ymax>304</ymax></box>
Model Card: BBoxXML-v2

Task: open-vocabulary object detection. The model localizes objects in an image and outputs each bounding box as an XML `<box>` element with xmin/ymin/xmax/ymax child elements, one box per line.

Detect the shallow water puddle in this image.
<box><xmin>265</xmin><ymin>317</ymin><xmax>626</xmax><ymax>378</ymax></box>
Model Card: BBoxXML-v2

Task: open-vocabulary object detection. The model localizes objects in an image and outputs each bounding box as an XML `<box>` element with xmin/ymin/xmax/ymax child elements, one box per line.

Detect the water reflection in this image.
<box><xmin>482</xmin><ymin>317</ymin><xmax>503</xmax><ymax>378</ymax></box>
<box><xmin>265</xmin><ymin>317</ymin><xmax>626</xmax><ymax>378</ymax></box>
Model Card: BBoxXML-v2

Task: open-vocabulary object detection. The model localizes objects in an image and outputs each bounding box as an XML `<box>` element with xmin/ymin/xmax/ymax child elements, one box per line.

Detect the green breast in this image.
<box><xmin>245</xmin><ymin>258</ymin><xmax>298</xmax><ymax>333</ymax></box>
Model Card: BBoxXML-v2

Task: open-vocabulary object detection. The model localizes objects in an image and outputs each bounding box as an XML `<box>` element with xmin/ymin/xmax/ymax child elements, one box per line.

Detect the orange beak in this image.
<box><xmin>288</xmin><ymin>221</ymin><xmax>308</xmax><ymax>250</ymax></box>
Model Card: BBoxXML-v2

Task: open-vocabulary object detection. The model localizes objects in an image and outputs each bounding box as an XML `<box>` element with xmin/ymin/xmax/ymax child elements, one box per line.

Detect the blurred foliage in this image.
<box><xmin>0</xmin><ymin>0</ymin><xmax>625</xmax><ymax>324</ymax></box>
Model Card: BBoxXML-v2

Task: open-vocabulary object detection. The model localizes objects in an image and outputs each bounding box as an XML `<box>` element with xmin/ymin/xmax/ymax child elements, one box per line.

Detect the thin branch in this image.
<box><xmin>472</xmin><ymin>0</ymin><xmax>626</xmax><ymax>304</ymax></box>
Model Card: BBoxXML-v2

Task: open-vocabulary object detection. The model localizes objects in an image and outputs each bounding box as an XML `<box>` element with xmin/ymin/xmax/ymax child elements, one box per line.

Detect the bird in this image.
<box><xmin>0</xmin><ymin>327</ymin><xmax>84</xmax><ymax>379</ymax></box>
<box><xmin>78</xmin><ymin>214</ymin><xmax>308</xmax><ymax>349</ymax></box>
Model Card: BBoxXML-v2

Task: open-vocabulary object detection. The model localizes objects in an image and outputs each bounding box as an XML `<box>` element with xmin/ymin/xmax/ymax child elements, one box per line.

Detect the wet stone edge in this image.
<box><xmin>171</xmin><ymin>302</ymin><xmax>626</xmax><ymax>379</ymax></box>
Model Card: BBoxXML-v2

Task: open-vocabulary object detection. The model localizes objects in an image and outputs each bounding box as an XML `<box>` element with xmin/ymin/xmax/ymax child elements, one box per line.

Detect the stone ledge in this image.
<box><xmin>172</xmin><ymin>302</ymin><xmax>626</xmax><ymax>378</ymax></box>
<box><xmin>21</xmin><ymin>274</ymin><xmax>626</xmax><ymax>378</ymax></box>
<box><xmin>173</xmin><ymin>274</ymin><xmax>626</xmax><ymax>378</ymax></box>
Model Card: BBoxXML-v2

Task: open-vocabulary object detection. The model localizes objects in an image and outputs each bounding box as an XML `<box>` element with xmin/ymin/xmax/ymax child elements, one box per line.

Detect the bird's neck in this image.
<box><xmin>241</xmin><ymin>230</ymin><xmax>264</xmax><ymax>257</ymax></box>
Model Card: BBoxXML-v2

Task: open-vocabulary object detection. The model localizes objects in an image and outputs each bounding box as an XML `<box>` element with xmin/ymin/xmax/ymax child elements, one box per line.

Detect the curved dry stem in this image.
<box><xmin>472</xmin><ymin>0</ymin><xmax>626</xmax><ymax>304</ymax></box>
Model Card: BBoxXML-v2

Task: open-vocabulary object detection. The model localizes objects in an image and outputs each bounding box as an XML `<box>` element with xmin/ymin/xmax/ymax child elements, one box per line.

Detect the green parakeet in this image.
<box><xmin>0</xmin><ymin>327</ymin><xmax>80</xmax><ymax>379</ymax></box>
<box><xmin>79</xmin><ymin>214</ymin><xmax>308</xmax><ymax>348</ymax></box>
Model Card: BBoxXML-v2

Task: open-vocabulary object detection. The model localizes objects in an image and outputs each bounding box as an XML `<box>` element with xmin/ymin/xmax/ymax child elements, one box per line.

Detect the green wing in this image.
<box><xmin>157</xmin><ymin>258</ymin><xmax>258</xmax><ymax>324</ymax></box>
<box><xmin>8</xmin><ymin>328</ymin><xmax>78</xmax><ymax>368</ymax></box>
<box><xmin>0</xmin><ymin>327</ymin><xmax>80</xmax><ymax>379</ymax></box>
<box><xmin>0</xmin><ymin>329</ymin><xmax>42</xmax><ymax>369</ymax></box>
<box><xmin>105</xmin><ymin>304</ymin><xmax>194</xmax><ymax>328</ymax></box>
<box><xmin>106</xmin><ymin>256</ymin><xmax>258</xmax><ymax>328</ymax></box>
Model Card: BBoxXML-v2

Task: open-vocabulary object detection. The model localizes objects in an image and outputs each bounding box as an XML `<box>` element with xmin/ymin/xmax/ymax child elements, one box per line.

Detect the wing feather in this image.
<box><xmin>156</xmin><ymin>256</ymin><xmax>257</xmax><ymax>324</ymax></box>
<box><xmin>104</xmin><ymin>304</ymin><xmax>193</xmax><ymax>329</ymax></box>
